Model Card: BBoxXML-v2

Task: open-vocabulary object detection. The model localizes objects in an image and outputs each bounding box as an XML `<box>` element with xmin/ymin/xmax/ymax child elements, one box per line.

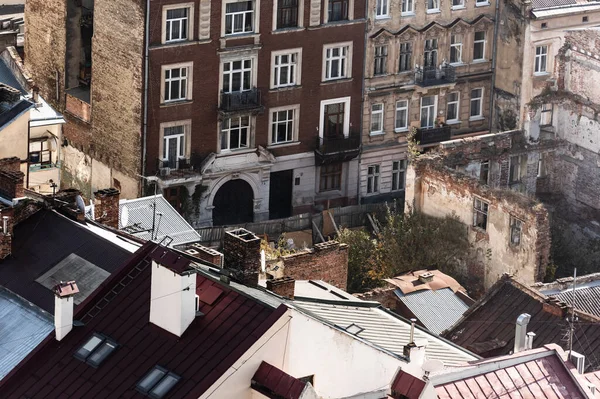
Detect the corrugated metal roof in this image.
<box><xmin>119</xmin><ymin>195</ymin><xmax>201</xmax><ymax>246</ymax></box>
<box><xmin>549</xmin><ymin>286</ymin><xmax>600</xmax><ymax>318</ymax></box>
<box><xmin>395</xmin><ymin>287</ymin><xmax>469</xmax><ymax>335</ymax></box>
<box><xmin>0</xmin><ymin>59</ymin><xmax>25</xmax><ymax>95</ymax></box>
<box><xmin>532</xmin><ymin>0</ymin><xmax>576</xmax><ymax>10</ymax></box>
<box><xmin>293</xmin><ymin>300</ymin><xmax>478</xmax><ymax>367</ymax></box>
<box><xmin>0</xmin><ymin>288</ymin><xmax>53</xmax><ymax>380</ymax></box>
<box><xmin>532</xmin><ymin>3</ymin><xmax>600</xmax><ymax>17</ymax></box>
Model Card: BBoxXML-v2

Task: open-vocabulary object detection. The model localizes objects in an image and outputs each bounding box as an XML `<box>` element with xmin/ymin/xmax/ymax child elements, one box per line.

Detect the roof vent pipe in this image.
<box><xmin>2</xmin><ymin>216</ymin><xmax>8</xmax><ymax>233</ymax></box>
<box><xmin>409</xmin><ymin>318</ymin><xmax>417</xmax><ymax>344</ymax></box>
<box><xmin>526</xmin><ymin>332</ymin><xmax>536</xmax><ymax>350</ymax></box>
<box><xmin>514</xmin><ymin>313</ymin><xmax>531</xmax><ymax>353</ymax></box>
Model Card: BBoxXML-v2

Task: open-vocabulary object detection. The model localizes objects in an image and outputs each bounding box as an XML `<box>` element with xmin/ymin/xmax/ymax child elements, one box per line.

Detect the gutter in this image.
<box><xmin>141</xmin><ymin>0</ymin><xmax>150</xmax><ymax>196</ymax></box>
<box><xmin>357</xmin><ymin>0</ymin><xmax>368</xmax><ymax>206</ymax></box>
<box><xmin>489</xmin><ymin>0</ymin><xmax>501</xmax><ymax>133</ymax></box>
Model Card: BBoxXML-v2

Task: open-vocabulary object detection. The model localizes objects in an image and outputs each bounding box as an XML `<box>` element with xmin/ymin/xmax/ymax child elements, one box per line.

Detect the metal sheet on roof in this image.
<box><xmin>294</xmin><ymin>300</ymin><xmax>478</xmax><ymax>367</ymax></box>
<box><xmin>532</xmin><ymin>3</ymin><xmax>600</xmax><ymax>17</ymax></box>
<box><xmin>549</xmin><ymin>286</ymin><xmax>600</xmax><ymax>318</ymax></box>
<box><xmin>119</xmin><ymin>195</ymin><xmax>201</xmax><ymax>246</ymax></box>
<box><xmin>0</xmin><ymin>288</ymin><xmax>53</xmax><ymax>380</ymax></box>
<box><xmin>0</xmin><ymin>59</ymin><xmax>25</xmax><ymax>94</ymax></box>
<box><xmin>395</xmin><ymin>287</ymin><xmax>469</xmax><ymax>335</ymax></box>
<box><xmin>532</xmin><ymin>0</ymin><xmax>575</xmax><ymax>10</ymax></box>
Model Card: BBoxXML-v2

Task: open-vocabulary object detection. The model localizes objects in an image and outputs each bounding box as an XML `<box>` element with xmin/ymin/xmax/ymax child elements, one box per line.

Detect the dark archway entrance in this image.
<box><xmin>213</xmin><ymin>179</ymin><xmax>254</xmax><ymax>226</ymax></box>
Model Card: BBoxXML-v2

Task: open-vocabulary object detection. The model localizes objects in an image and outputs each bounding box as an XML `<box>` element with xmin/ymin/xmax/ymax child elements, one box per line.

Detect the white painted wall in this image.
<box><xmin>54</xmin><ymin>295</ymin><xmax>74</xmax><ymax>341</ymax></box>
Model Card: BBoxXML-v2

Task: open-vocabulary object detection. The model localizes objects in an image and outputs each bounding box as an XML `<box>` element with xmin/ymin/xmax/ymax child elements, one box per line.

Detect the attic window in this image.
<box><xmin>137</xmin><ymin>366</ymin><xmax>181</xmax><ymax>398</ymax></box>
<box><xmin>74</xmin><ymin>333</ymin><xmax>118</xmax><ymax>367</ymax></box>
<box><xmin>583</xmin><ymin>16</ymin><xmax>589</xmax><ymax>22</ymax></box>
<box><xmin>345</xmin><ymin>323</ymin><xmax>364</xmax><ymax>335</ymax></box>
<box><xmin>541</xmin><ymin>22</ymin><xmax>547</xmax><ymax>28</ymax></box>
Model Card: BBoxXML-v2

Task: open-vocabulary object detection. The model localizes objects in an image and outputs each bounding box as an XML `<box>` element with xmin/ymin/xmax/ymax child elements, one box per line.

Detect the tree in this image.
<box><xmin>337</xmin><ymin>228</ymin><xmax>385</xmax><ymax>293</ymax></box>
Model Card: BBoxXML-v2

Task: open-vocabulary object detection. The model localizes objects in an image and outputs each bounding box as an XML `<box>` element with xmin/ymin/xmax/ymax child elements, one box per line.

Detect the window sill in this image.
<box><xmin>449</xmin><ymin>62</ymin><xmax>465</xmax><ymax>66</ymax></box>
<box><xmin>446</xmin><ymin>120</ymin><xmax>461</xmax><ymax>125</ymax></box>
<box><xmin>394</xmin><ymin>128</ymin><xmax>408</xmax><ymax>133</ymax></box>
<box><xmin>451</xmin><ymin>5</ymin><xmax>466</xmax><ymax>9</ymax></box>
<box><xmin>469</xmin><ymin>116</ymin><xmax>484</xmax><ymax>121</ymax></box>
<box><xmin>375</xmin><ymin>15</ymin><xmax>391</xmax><ymax>21</ymax></box>
<box><xmin>217</xmin><ymin>148</ymin><xmax>255</xmax><ymax>156</ymax></box>
<box><xmin>533</xmin><ymin>72</ymin><xmax>549</xmax><ymax>77</ymax></box>
<box><xmin>401</xmin><ymin>12</ymin><xmax>416</xmax><ymax>17</ymax></box>
<box><xmin>270</xmin><ymin>84</ymin><xmax>302</xmax><ymax>92</ymax></box>
<box><xmin>369</xmin><ymin>131</ymin><xmax>384</xmax><ymax>137</ymax></box>
<box><xmin>160</xmin><ymin>100</ymin><xmax>193</xmax><ymax>108</ymax></box>
<box><xmin>309</xmin><ymin>19</ymin><xmax>366</xmax><ymax>30</ymax></box>
<box><xmin>426</xmin><ymin>9</ymin><xmax>441</xmax><ymax>14</ymax></box>
<box><xmin>472</xmin><ymin>59</ymin><xmax>488</xmax><ymax>64</ymax></box>
<box><xmin>475</xmin><ymin>2</ymin><xmax>491</xmax><ymax>6</ymax></box>
<box><xmin>222</xmin><ymin>32</ymin><xmax>258</xmax><ymax>39</ymax></box>
<box><xmin>271</xmin><ymin>27</ymin><xmax>305</xmax><ymax>34</ymax></box>
<box><xmin>267</xmin><ymin>141</ymin><xmax>301</xmax><ymax>149</ymax></box>
<box><xmin>321</xmin><ymin>77</ymin><xmax>353</xmax><ymax>85</ymax></box>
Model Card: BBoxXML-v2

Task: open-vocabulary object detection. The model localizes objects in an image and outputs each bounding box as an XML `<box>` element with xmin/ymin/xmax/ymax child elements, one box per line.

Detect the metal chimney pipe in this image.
<box><xmin>410</xmin><ymin>318</ymin><xmax>417</xmax><ymax>343</ymax></box>
<box><xmin>2</xmin><ymin>216</ymin><xmax>8</xmax><ymax>233</ymax></box>
<box><xmin>514</xmin><ymin>313</ymin><xmax>532</xmax><ymax>353</ymax></box>
<box><xmin>526</xmin><ymin>332</ymin><xmax>536</xmax><ymax>350</ymax></box>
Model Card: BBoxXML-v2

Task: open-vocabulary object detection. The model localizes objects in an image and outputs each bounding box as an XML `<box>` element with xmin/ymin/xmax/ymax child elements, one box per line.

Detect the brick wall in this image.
<box><xmin>0</xmin><ymin>157</ymin><xmax>20</xmax><ymax>173</ymax></box>
<box><xmin>354</xmin><ymin>286</ymin><xmax>396</xmax><ymax>308</ymax></box>
<box><xmin>177</xmin><ymin>243</ymin><xmax>223</xmax><ymax>267</ymax></box>
<box><xmin>0</xmin><ymin>170</ymin><xmax>24</xmax><ymax>199</ymax></box>
<box><xmin>281</xmin><ymin>241</ymin><xmax>348</xmax><ymax>291</ymax></box>
<box><xmin>266</xmin><ymin>277</ymin><xmax>295</xmax><ymax>299</ymax></box>
<box><xmin>223</xmin><ymin>229</ymin><xmax>261</xmax><ymax>286</ymax></box>
<box><xmin>94</xmin><ymin>188</ymin><xmax>120</xmax><ymax>229</ymax></box>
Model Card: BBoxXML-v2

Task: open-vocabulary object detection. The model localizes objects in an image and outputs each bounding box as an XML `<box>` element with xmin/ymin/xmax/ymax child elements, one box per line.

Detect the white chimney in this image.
<box><xmin>54</xmin><ymin>281</ymin><xmax>79</xmax><ymax>341</ymax></box>
<box><xmin>514</xmin><ymin>313</ymin><xmax>531</xmax><ymax>353</ymax></box>
<box><xmin>570</xmin><ymin>351</ymin><xmax>586</xmax><ymax>375</ymax></box>
<box><xmin>149</xmin><ymin>259</ymin><xmax>196</xmax><ymax>337</ymax></box>
<box><xmin>526</xmin><ymin>332</ymin><xmax>536</xmax><ymax>350</ymax></box>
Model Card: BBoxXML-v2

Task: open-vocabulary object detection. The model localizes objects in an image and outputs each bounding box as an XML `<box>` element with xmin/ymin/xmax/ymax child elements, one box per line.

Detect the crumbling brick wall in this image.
<box><xmin>281</xmin><ymin>241</ymin><xmax>349</xmax><ymax>290</ymax></box>
<box><xmin>354</xmin><ymin>286</ymin><xmax>396</xmax><ymax>308</ymax></box>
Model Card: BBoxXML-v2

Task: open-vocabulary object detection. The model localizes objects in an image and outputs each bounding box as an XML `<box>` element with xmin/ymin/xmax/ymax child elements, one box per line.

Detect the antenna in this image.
<box><xmin>569</xmin><ymin>267</ymin><xmax>577</xmax><ymax>355</ymax></box>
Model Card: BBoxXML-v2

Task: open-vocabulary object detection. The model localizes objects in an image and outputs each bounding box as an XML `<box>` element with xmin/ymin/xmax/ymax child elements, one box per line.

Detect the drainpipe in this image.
<box><xmin>26</xmin><ymin>119</ymin><xmax>31</xmax><ymax>189</ymax></box>
<box><xmin>357</xmin><ymin>2</ymin><xmax>368</xmax><ymax>206</ymax></box>
<box><xmin>489</xmin><ymin>0</ymin><xmax>501</xmax><ymax>133</ymax></box>
<box><xmin>141</xmin><ymin>0</ymin><xmax>150</xmax><ymax>196</ymax></box>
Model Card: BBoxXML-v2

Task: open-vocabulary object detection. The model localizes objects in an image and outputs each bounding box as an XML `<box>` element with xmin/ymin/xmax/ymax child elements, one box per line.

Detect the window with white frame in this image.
<box><xmin>163</xmin><ymin>64</ymin><xmax>191</xmax><ymax>103</ymax></box>
<box><xmin>510</xmin><ymin>217</ymin><xmax>523</xmax><ymax>246</ymax></box>
<box><xmin>452</xmin><ymin>0</ymin><xmax>464</xmax><ymax>7</ymax></box>
<box><xmin>223</xmin><ymin>59</ymin><xmax>252</xmax><ymax>93</ymax></box>
<box><xmin>401</xmin><ymin>0</ymin><xmax>414</xmax><ymax>14</ymax></box>
<box><xmin>420</xmin><ymin>95</ymin><xmax>436</xmax><ymax>128</ymax></box>
<box><xmin>221</xmin><ymin>116</ymin><xmax>250</xmax><ymax>151</ymax></box>
<box><xmin>427</xmin><ymin>0</ymin><xmax>439</xmax><ymax>12</ymax></box>
<box><xmin>392</xmin><ymin>160</ymin><xmax>407</xmax><ymax>191</ymax></box>
<box><xmin>424</xmin><ymin>39</ymin><xmax>438</xmax><ymax>67</ymax></box>
<box><xmin>446</xmin><ymin>92</ymin><xmax>460</xmax><ymax>123</ymax></box>
<box><xmin>321</xmin><ymin>97</ymin><xmax>350</xmax><ymax>138</ymax></box>
<box><xmin>399</xmin><ymin>42</ymin><xmax>412</xmax><ymax>72</ymax></box>
<box><xmin>371</xmin><ymin>103</ymin><xmax>384</xmax><ymax>134</ymax></box>
<box><xmin>473</xmin><ymin>31</ymin><xmax>486</xmax><ymax>61</ymax></box>
<box><xmin>470</xmin><ymin>88</ymin><xmax>483</xmax><ymax>118</ymax></box>
<box><xmin>270</xmin><ymin>107</ymin><xmax>297</xmax><ymax>144</ymax></box>
<box><xmin>224</xmin><ymin>1</ymin><xmax>254</xmax><ymax>35</ymax></box>
<box><xmin>535</xmin><ymin>45</ymin><xmax>548</xmax><ymax>74</ymax></box>
<box><xmin>162</xmin><ymin>124</ymin><xmax>186</xmax><ymax>169</ymax></box>
<box><xmin>29</xmin><ymin>139</ymin><xmax>52</xmax><ymax>168</ymax></box>
<box><xmin>272</xmin><ymin>50</ymin><xmax>300</xmax><ymax>88</ymax></box>
<box><xmin>323</xmin><ymin>43</ymin><xmax>351</xmax><ymax>81</ymax></box>
<box><xmin>164</xmin><ymin>6</ymin><xmax>191</xmax><ymax>43</ymax></box>
<box><xmin>473</xmin><ymin>198</ymin><xmax>489</xmax><ymax>230</ymax></box>
<box><xmin>476</xmin><ymin>0</ymin><xmax>489</xmax><ymax>5</ymax></box>
<box><xmin>367</xmin><ymin>165</ymin><xmax>380</xmax><ymax>194</ymax></box>
<box><xmin>376</xmin><ymin>0</ymin><xmax>389</xmax><ymax>18</ymax></box>
<box><xmin>450</xmin><ymin>35</ymin><xmax>462</xmax><ymax>64</ymax></box>
<box><xmin>277</xmin><ymin>0</ymin><xmax>299</xmax><ymax>28</ymax></box>
<box><xmin>395</xmin><ymin>100</ymin><xmax>408</xmax><ymax>131</ymax></box>
<box><xmin>328</xmin><ymin>0</ymin><xmax>349</xmax><ymax>21</ymax></box>
<box><xmin>374</xmin><ymin>45</ymin><xmax>388</xmax><ymax>75</ymax></box>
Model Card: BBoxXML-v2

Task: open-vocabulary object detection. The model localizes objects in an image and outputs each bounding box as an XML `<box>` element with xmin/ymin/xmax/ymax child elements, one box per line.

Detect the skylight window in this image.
<box><xmin>137</xmin><ymin>365</ymin><xmax>181</xmax><ymax>398</ymax></box>
<box><xmin>74</xmin><ymin>333</ymin><xmax>118</xmax><ymax>367</ymax></box>
<box><xmin>345</xmin><ymin>323</ymin><xmax>364</xmax><ymax>335</ymax></box>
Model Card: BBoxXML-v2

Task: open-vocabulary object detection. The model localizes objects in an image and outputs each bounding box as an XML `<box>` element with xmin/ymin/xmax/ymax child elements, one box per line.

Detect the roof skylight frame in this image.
<box><xmin>345</xmin><ymin>323</ymin><xmax>365</xmax><ymax>335</ymax></box>
<box><xmin>74</xmin><ymin>332</ymin><xmax>119</xmax><ymax>367</ymax></box>
<box><xmin>137</xmin><ymin>365</ymin><xmax>182</xmax><ymax>399</ymax></box>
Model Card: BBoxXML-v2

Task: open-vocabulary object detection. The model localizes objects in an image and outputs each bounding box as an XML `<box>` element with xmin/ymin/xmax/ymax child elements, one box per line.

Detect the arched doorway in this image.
<box><xmin>213</xmin><ymin>179</ymin><xmax>254</xmax><ymax>226</ymax></box>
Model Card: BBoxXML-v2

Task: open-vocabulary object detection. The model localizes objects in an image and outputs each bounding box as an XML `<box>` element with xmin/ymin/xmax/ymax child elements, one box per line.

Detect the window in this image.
<box><xmin>473</xmin><ymin>198</ymin><xmax>489</xmax><ymax>230</ymax></box>
<box><xmin>270</xmin><ymin>107</ymin><xmax>297</xmax><ymax>144</ymax></box>
<box><xmin>540</xmin><ymin>22</ymin><xmax>547</xmax><ymax>29</ymax></box>
<box><xmin>399</xmin><ymin>42</ymin><xmax>412</xmax><ymax>72</ymax></box>
<box><xmin>137</xmin><ymin>366</ymin><xmax>181</xmax><ymax>399</ymax></box>
<box><xmin>346</xmin><ymin>323</ymin><xmax>365</xmax><ymax>335</ymax></box>
<box><xmin>395</xmin><ymin>100</ymin><xmax>408</xmax><ymax>131</ymax></box>
<box><xmin>163</xmin><ymin>65</ymin><xmax>191</xmax><ymax>102</ymax></box>
<box><xmin>277</xmin><ymin>0</ymin><xmax>298</xmax><ymax>28</ymax></box>
<box><xmin>323</xmin><ymin>44</ymin><xmax>351</xmax><ymax>80</ymax></box>
<box><xmin>452</xmin><ymin>0</ymin><xmax>464</xmax><ymax>7</ymax></box>
<box><xmin>374</xmin><ymin>45</ymin><xmax>388</xmax><ymax>75</ymax></box>
<box><xmin>583</xmin><ymin>16</ymin><xmax>589</xmax><ymax>22</ymax></box>
<box><xmin>163</xmin><ymin>124</ymin><xmax>186</xmax><ymax>168</ymax></box>
<box><xmin>424</xmin><ymin>39</ymin><xmax>438</xmax><ymax>68</ymax></box>
<box><xmin>371</xmin><ymin>103</ymin><xmax>384</xmax><ymax>134</ymax></box>
<box><xmin>225</xmin><ymin>1</ymin><xmax>254</xmax><ymax>35</ymax></box>
<box><xmin>470</xmin><ymin>88</ymin><xmax>483</xmax><ymax>118</ymax></box>
<box><xmin>74</xmin><ymin>333</ymin><xmax>118</xmax><ymax>367</ymax></box>
<box><xmin>450</xmin><ymin>35</ymin><xmax>462</xmax><ymax>64</ymax></box>
<box><xmin>392</xmin><ymin>160</ymin><xmax>407</xmax><ymax>191</ymax></box>
<box><xmin>376</xmin><ymin>0</ymin><xmax>389</xmax><ymax>17</ymax></box>
<box><xmin>272</xmin><ymin>50</ymin><xmax>300</xmax><ymax>88</ymax></box>
<box><xmin>509</xmin><ymin>155</ymin><xmax>526</xmax><ymax>183</ymax></box>
<box><xmin>322</xmin><ymin>100</ymin><xmax>348</xmax><ymax>137</ymax></box>
<box><xmin>480</xmin><ymin>160</ymin><xmax>489</xmax><ymax>184</ymax></box>
<box><xmin>420</xmin><ymin>95</ymin><xmax>436</xmax><ymax>128</ymax></box>
<box><xmin>401</xmin><ymin>0</ymin><xmax>414</xmax><ymax>14</ymax></box>
<box><xmin>426</xmin><ymin>0</ymin><xmax>439</xmax><ymax>12</ymax></box>
<box><xmin>473</xmin><ymin>31</ymin><xmax>486</xmax><ymax>61</ymax></box>
<box><xmin>367</xmin><ymin>165</ymin><xmax>380</xmax><ymax>194</ymax></box>
<box><xmin>540</xmin><ymin>103</ymin><xmax>553</xmax><ymax>126</ymax></box>
<box><xmin>320</xmin><ymin>163</ymin><xmax>342</xmax><ymax>191</ymax></box>
<box><xmin>164</xmin><ymin>6</ymin><xmax>191</xmax><ymax>43</ymax></box>
<box><xmin>510</xmin><ymin>217</ymin><xmax>523</xmax><ymax>246</ymax></box>
<box><xmin>29</xmin><ymin>139</ymin><xmax>52</xmax><ymax>167</ymax></box>
<box><xmin>446</xmin><ymin>92</ymin><xmax>460</xmax><ymax>122</ymax></box>
<box><xmin>328</xmin><ymin>0</ymin><xmax>349</xmax><ymax>22</ymax></box>
<box><xmin>535</xmin><ymin>45</ymin><xmax>548</xmax><ymax>74</ymax></box>
<box><xmin>223</xmin><ymin>59</ymin><xmax>252</xmax><ymax>93</ymax></box>
<box><xmin>221</xmin><ymin>116</ymin><xmax>250</xmax><ymax>150</ymax></box>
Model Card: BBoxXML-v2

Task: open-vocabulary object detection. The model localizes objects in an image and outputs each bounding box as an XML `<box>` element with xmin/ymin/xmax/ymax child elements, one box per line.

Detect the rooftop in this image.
<box><xmin>535</xmin><ymin>273</ymin><xmax>600</xmax><ymax>318</ymax></box>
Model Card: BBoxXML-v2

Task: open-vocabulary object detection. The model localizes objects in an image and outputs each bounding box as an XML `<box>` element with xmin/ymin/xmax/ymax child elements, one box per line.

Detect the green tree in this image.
<box><xmin>337</xmin><ymin>228</ymin><xmax>385</xmax><ymax>293</ymax></box>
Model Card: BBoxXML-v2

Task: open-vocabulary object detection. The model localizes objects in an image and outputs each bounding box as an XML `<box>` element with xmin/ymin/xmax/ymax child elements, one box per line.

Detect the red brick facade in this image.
<box><xmin>281</xmin><ymin>241</ymin><xmax>348</xmax><ymax>290</ymax></box>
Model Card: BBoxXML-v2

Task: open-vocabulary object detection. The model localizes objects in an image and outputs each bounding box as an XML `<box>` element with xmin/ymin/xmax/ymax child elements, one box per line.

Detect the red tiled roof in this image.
<box><xmin>251</xmin><ymin>361</ymin><xmax>307</xmax><ymax>399</ymax></box>
<box><xmin>0</xmin><ymin>243</ymin><xmax>286</xmax><ymax>398</ymax></box>
<box><xmin>390</xmin><ymin>370</ymin><xmax>426</xmax><ymax>399</ymax></box>
<box><xmin>584</xmin><ymin>370</ymin><xmax>600</xmax><ymax>396</ymax></box>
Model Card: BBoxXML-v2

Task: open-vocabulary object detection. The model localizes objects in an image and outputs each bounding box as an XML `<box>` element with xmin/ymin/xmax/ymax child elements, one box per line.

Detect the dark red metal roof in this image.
<box><xmin>251</xmin><ymin>361</ymin><xmax>307</xmax><ymax>399</ymax></box>
<box><xmin>0</xmin><ymin>242</ymin><xmax>286</xmax><ymax>398</ymax></box>
<box><xmin>390</xmin><ymin>370</ymin><xmax>426</xmax><ymax>399</ymax></box>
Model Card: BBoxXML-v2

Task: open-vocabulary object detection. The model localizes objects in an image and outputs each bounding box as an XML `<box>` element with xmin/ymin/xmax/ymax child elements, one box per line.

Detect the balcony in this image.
<box><xmin>415</xmin><ymin>64</ymin><xmax>456</xmax><ymax>87</ymax></box>
<box><xmin>314</xmin><ymin>132</ymin><xmax>361</xmax><ymax>165</ymax></box>
<box><xmin>220</xmin><ymin>88</ymin><xmax>263</xmax><ymax>113</ymax></box>
<box><xmin>157</xmin><ymin>158</ymin><xmax>199</xmax><ymax>181</ymax></box>
<box><xmin>415</xmin><ymin>126</ymin><xmax>452</xmax><ymax>146</ymax></box>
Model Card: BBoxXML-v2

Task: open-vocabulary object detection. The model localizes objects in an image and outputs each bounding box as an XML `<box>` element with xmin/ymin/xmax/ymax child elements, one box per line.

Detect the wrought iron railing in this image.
<box><xmin>220</xmin><ymin>88</ymin><xmax>262</xmax><ymax>112</ymax></box>
<box><xmin>415</xmin><ymin>126</ymin><xmax>452</xmax><ymax>145</ymax></box>
<box><xmin>415</xmin><ymin>64</ymin><xmax>456</xmax><ymax>87</ymax></box>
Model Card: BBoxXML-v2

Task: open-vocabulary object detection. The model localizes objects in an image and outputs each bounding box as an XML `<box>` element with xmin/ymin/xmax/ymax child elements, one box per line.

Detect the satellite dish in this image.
<box><xmin>75</xmin><ymin>195</ymin><xmax>86</xmax><ymax>214</ymax></box>
<box><xmin>422</xmin><ymin>359</ymin><xmax>444</xmax><ymax>374</ymax></box>
<box><xmin>121</xmin><ymin>206</ymin><xmax>129</xmax><ymax>228</ymax></box>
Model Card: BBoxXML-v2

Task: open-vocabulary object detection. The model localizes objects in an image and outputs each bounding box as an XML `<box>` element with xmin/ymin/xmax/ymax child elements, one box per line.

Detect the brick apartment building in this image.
<box><xmin>360</xmin><ymin>0</ymin><xmax>495</xmax><ymax>204</ymax></box>
<box><xmin>24</xmin><ymin>0</ymin><xmax>365</xmax><ymax>227</ymax></box>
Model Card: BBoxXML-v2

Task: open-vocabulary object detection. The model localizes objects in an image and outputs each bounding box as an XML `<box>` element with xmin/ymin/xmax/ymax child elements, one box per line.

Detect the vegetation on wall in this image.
<box><xmin>548</xmin><ymin>221</ymin><xmax>600</xmax><ymax>281</ymax></box>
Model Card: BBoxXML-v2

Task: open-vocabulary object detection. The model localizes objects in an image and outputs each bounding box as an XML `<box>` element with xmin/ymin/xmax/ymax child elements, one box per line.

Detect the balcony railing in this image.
<box><xmin>415</xmin><ymin>126</ymin><xmax>452</xmax><ymax>145</ymax></box>
<box><xmin>415</xmin><ymin>64</ymin><xmax>456</xmax><ymax>87</ymax></box>
<box><xmin>314</xmin><ymin>132</ymin><xmax>361</xmax><ymax>165</ymax></box>
<box><xmin>220</xmin><ymin>88</ymin><xmax>262</xmax><ymax>112</ymax></box>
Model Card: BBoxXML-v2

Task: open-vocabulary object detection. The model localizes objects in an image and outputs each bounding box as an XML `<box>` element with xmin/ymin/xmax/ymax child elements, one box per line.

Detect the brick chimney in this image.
<box><xmin>0</xmin><ymin>215</ymin><xmax>12</xmax><ymax>260</ymax></box>
<box><xmin>54</xmin><ymin>281</ymin><xmax>79</xmax><ymax>341</ymax></box>
<box><xmin>94</xmin><ymin>188</ymin><xmax>120</xmax><ymax>229</ymax></box>
<box><xmin>266</xmin><ymin>277</ymin><xmax>295</xmax><ymax>299</ymax></box>
<box><xmin>0</xmin><ymin>157</ymin><xmax>24</xmax><ymax>200</ymax></box>
<box><xmin>223</xmin><ymin>228</ymin><xmax>261</xmax><ymax>286</ymax></box>
<box><xmin>180</xmin><ymin>243</ymin><xmax>224</xmax><ymax>267</ymax></box>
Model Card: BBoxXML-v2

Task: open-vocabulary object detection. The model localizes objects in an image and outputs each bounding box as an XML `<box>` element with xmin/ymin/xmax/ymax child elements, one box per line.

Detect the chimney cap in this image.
<box><xmin>94</xmin><ymin>188</ymin><xmax>120</xmax><ymax>197</ymax></box>
<box><xmin>54</xmin><ymin>281</ymin><xmax>79</xmax><ymax>297</ymax></box>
